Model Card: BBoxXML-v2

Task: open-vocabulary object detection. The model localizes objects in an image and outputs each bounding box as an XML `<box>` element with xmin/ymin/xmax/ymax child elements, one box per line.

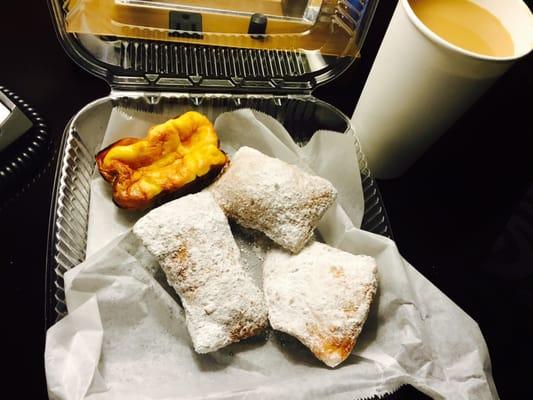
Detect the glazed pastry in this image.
<box><xmin>96</xmin><ymin>111</ymin><xmax>227</xmax><ymax>210</ymax></box>
<box><xmin>133</xmin><ymin>191</ymin><xmax>268</xmax><ymax>353</ymax></box>
<box><xmin>263</xmin><ymin>242</ymin><xmax>378</xmax><ymax>367</ymax></box>
<box><xmin>210</xmin><ymin>146</ymin><xmax>337</xmax><ymax>253</ymax></box>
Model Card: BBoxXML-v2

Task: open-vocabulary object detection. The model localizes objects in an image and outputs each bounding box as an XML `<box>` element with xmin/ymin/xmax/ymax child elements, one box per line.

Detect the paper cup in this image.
<box><xmin>352</xmin><ymin>0</ymin><xmax>533</xmax><ymax>179</ymax></box>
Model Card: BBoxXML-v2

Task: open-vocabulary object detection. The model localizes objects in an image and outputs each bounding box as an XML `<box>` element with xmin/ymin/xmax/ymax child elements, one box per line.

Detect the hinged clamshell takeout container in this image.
<box><xmin>44</xmin><ymin>3</ymin><xmax>501</xmax><ymax>399</ymax></box>
<box><xmin>45</xmin><ymin>0</ymin><xmax>391</xmax><ymax>326</ymax></box>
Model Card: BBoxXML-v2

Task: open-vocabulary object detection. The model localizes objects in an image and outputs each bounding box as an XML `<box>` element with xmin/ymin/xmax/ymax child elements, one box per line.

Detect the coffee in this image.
<box><xmin>409</xmin><ymin>0</ymin><xmax>514</xmax><ymax>57</ymax></box>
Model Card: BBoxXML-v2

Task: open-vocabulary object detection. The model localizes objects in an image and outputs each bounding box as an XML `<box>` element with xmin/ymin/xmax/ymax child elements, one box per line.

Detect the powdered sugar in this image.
<box><xmin>231</xmin><ymin>223</ymin><xmax>272</xmax><ymax>289</ymax></box>
<box><xmin>263</xmin><ymin>241</ymin><xmax>378</xmax><ymax>368</ymax></box>
<box><xmin>133</xmin><ymin>191</ymin><xmax>268</xmax><ymax>353</ymax></box>
<box><xmin>210</xmin><ymin>146</ymin><xmax>337</xmax><ymax>253</ymax></box>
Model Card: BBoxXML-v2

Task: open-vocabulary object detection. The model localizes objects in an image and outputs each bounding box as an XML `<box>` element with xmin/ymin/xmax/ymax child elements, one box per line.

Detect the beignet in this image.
<box><xmin>210</xmin><ymin>147</ymin><xmax>337</xmax><ymax>253</ymax></box>
<box><xmin>133</xmin><ymin>191</ymin><xmax>268</xmax><ymax>353</ymax></box>
<box><xmin>263</xmin><ymin>242</ymin><xmax>378</xmax><ymax>367</ymax></box>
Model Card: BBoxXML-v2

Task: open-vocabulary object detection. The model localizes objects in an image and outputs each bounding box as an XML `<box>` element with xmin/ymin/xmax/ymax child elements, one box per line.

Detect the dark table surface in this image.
<box><xmin>1</xmin><ymin>1</ymin><xmax>532</xmax><ymax>398</ymax></box>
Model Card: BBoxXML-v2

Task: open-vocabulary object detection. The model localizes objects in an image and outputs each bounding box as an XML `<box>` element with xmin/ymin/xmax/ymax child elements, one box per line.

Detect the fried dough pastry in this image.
<box><xmin>96</xmin><ymin>111</ymin><xmax>227</xmax><ymax>210</ymax></box>
<box><xmin>210</xmin><ymin>146</ymin><xmax>337</xmax><ymax>253</ymax></box>
<box><xmin>133</xmin><ymin>192</ymin><xmax>268</xmax><ymax>353</ymax></box>
<box><xmin>263</xmin><ymin>242</ymin><xmax>378</xmax><ymax>367</ymax></box>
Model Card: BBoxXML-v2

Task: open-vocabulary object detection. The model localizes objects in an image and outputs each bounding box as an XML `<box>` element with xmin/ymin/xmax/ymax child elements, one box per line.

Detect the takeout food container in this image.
<box><xmin>45</xmin><ymin>0</ymin><xmax>391</xmax><ymax>327</ymax></box>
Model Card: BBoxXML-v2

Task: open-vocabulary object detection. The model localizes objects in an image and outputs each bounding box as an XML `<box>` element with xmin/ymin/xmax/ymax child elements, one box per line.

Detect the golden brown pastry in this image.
<box><xmin>96</xmin><ymin>111</ymin><xmax>227</xmax><ymax>210</ymax></box>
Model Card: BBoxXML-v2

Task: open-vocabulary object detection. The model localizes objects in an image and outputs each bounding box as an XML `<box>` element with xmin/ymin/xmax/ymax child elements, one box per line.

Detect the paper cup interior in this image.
<box><xmin>402</xmin><ymin>0</ymin><xmax>533</xmax><ymax>61</ymax></box>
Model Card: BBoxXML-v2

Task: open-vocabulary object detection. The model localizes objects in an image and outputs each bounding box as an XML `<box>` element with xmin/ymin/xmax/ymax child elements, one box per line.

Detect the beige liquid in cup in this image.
<box><xmin>409</xmin><ymin>0</ymin><xmax>515</xmax><ymax>57</ymax></box>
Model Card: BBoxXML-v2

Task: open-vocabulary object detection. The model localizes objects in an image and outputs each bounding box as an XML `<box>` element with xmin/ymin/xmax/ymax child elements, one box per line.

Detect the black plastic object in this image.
<box><xmin>0</xmin><ymin>91</ymin><xmax>33</xmax><ymax>152</ymax></box>
<box><xmin>248</xmin><ymin>13</ymin><xmax>268</xmax><ymax>38</ymax></box>
<box><xmin>0</xmin><ymin>86</ymin><xmax>51</xmax><ymax>209</ymax></box>
<box><xmin>169</xmin><ymin>11</ymin><xmax>203</xmax><ymax>39</ymax></box>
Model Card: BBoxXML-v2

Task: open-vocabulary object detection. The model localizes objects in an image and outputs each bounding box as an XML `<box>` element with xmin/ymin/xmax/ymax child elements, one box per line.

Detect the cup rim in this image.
<box><xmin>402</xmin><ymin>0</ymin><xmax>533</xmax><ymax>62</ymax></box>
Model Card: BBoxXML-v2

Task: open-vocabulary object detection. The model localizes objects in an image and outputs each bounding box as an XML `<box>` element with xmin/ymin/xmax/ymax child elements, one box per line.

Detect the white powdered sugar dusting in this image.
<box><xmin>133</xmin><ymin>191</ymin><xmax>268</xmax><ymax>353</ymax></box>
<box><xmin>210</xmin><ymin>146</ymin><xmax>337</xmax><ymax>253</ymax></box>
<box><xmin>263</xmin><ymin>241</ymin><xmax>378</xmax><ymax>368</ymax></box>
<box><xmin>231</xmin><ymin>223</ymin><xmax>272</xmax><ymax>289</ymax></box>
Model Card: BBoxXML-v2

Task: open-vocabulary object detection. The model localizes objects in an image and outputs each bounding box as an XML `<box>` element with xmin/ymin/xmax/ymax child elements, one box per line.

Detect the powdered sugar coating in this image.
<box><xmin>263</xmin><ymin>241</ymin><xmax>378</xmax><ymax>367</ymax></box>
<box><xmin>133</xmin><ymin>192</ymin><xmax>268</xmax><ymax>353</ymax></box>
<box><xmin>210</xmin><ymin>146</ymin><xmax>337</xmax><ymax>253</ymax></box>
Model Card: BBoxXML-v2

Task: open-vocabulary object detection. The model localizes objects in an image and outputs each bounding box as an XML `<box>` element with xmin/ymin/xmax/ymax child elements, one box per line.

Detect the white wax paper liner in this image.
<box><xmin>46</xmin><ymin>108</ymin><xmax>498</xmax><ymax>400</ymax></box>
<box><xmin>86</xmin><ymin>108</ymin><xmax>363</xmax><ymax>256</ymax></box>
<box><xmin>46</xmin><ymin>227</ymin><xmax>498</xmax><ymax>400</ymax></box>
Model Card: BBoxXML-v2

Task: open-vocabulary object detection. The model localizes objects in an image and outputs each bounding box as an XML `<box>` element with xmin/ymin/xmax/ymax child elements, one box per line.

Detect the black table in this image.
<box><xmin>1</xmin><ymin>1</ymin><xmax>532</xmax><ymax>398</ymax></box>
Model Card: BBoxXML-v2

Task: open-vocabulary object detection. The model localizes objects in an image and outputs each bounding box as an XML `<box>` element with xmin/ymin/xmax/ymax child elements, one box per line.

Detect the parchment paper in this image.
<box><xmin>45</xmin><ymin>109</ymin><xmax>499</xmax><ymax>400</ymax></box>
<box><xmin>86</xmin><ymin>108</ymin><xmax>364</xmax><ymax>256</ymax></box>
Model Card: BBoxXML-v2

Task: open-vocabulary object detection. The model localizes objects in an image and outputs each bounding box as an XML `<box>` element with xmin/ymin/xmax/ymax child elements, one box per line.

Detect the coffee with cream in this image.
<box><xmin>409</xmin><ymin>0</ymin><xmax>514</xmax><ymax>57</ymax></box>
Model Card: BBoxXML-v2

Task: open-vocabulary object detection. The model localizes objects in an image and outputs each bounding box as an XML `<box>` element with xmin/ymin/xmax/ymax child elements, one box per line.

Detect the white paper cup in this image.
<box><xmin>352</xmin><ymin>0</ymin><xmax>533</xmax><ymax>179</ymax></box>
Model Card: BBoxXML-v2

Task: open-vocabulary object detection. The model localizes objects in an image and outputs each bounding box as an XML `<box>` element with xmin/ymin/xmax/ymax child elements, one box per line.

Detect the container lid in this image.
<box><xmin>49</xmin><ymin>0</ymin><xmax>378</xmax><ymax>93</ymax></box>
